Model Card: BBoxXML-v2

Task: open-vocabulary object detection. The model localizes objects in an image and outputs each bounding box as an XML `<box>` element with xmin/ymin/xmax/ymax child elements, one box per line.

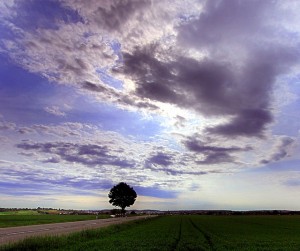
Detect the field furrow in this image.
<box><xmin>189</xmin><ymin>218</ymin><xmax>215</xmax><ymax>251</ymax></box>
<box><xmin>171</xmin><ymin>216</ymin><xmax>182</xmax><ymax>251</ymax></box>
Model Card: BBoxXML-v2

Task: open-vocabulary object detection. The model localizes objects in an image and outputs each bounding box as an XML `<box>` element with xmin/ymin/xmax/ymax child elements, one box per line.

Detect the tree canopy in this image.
<box><xmin>108</xmin><ymin>182</ymin><xmax>137</xmax><ymax>213</ymax></box>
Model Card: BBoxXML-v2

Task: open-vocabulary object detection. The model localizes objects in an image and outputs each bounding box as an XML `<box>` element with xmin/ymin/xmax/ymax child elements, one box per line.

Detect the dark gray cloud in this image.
<box><xmin>144</xmin><ymin>150</ymin><xmax>211</xmax><ymax>175</ymax></box>
<box><xmin>123</xmin><ymin>49</ymin><xmax>239</xmax><ymax>115</ymax></box>
<box><xmin>82</xmin><ymin>81</ymin><xmax>159</xmax><ymax>111</ymax></box>
<box><xmin>207</xmin><ymin>109</ymin><xmax>273</xmax><ymax>137</ymax></box>
<box><xmin>147</xmin><ymin>152</ymin><xmax>174</xmax><ymax>167</ymax></box>
<box><xmin>261</xmin><ymin>137</ymin><xmax>295</xmax><ymax>164</ymax></box>
<box><xmin>144</xmin><ymin>149</ymin><xmax>225</xmax><ymax>175</ymax></box>
<box><xmin>185</xmin><ymin>138</ymin><xmax>244</xmax><ymax>153</ymax></box>
<box><xmin>120</xmin><ymin>0</ymin><xmax>299</xmax><ymax>138</ymax></box>
<box><xmin>122</xmin><ymin>46</ymin><xmax>291</xmax><ymax>138</ymax></box>
<box><xmin>183</xmin><ymin>137</ymin><xmax>252</xmax><ymax>164</ymax></box>
<box><xmin>16</xmin><ymin>141</ymin><xmax>134</xmax><ymax>168</ymax></box>
<box><xmin>195</xmin><ymin>152</ymin><xmax>234</xmax><ymax>165</ymax></box>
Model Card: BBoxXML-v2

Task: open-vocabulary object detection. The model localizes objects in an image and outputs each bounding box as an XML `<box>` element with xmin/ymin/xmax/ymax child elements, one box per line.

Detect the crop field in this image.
<box><xmin>2</xmin><ymin>215</ymin><xmax>300</xmax><ymax>250</ymax></box>
<box><xmin>0</xmin><ymin>214</ymin><xmax>109</xmax><ymax>228</ymax></box>
<box><xmin>0</xmin><ymin>210</ymin><xmax>41</xmax><ymax>216</ymax></box>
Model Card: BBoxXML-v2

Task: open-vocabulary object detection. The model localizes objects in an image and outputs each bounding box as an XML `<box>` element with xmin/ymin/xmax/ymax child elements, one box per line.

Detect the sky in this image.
<box><xmin>0</xmin><ymin>0</ymin><xmax>300</xmax><ymax>211</ymax></box>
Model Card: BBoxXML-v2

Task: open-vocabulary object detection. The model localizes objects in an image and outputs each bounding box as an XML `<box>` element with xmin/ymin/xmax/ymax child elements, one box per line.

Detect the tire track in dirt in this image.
<box><xmin>171</xmin><ymin>217</ymin><xmax>182</xmax><ymax>251</ymax></box>
<box><xmin>189</xmin><ymin>218</ymin><xmax>215</xmax><ymax>251</ymax></box>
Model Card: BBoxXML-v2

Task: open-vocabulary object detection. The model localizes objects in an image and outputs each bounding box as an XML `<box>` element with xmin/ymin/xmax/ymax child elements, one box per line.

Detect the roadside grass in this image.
<box><xmin>2</xmin><ymin>215</ymin><xmax>300</xmax><ymax>250</ymax></box>
<box><xmin>0</xmin><ymin>215</ymin><xmax>109</xmax><ymax>228</ymax></box>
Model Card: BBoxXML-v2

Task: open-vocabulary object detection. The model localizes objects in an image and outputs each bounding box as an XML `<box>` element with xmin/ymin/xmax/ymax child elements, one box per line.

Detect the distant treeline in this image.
<box><xmin>2</xmin><ymin>208</ymin><xmax>300</xmax><ymax>216</ymax></box>
<box><xmin>164</xmin><ymin>210</ymin><xmax>300</xmax><ymax>215</ymax></box>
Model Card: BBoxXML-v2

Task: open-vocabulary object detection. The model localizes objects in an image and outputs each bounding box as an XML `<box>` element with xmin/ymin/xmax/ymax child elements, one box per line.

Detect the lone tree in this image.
<box><xmin>108</xmin><ymin>182</ymin><xmax>137</xmax><ymax>215</ymax></box>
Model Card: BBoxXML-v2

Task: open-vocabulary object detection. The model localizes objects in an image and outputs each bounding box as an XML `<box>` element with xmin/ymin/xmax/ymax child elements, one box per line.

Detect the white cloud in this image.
<box><xmin>44</xmin><ymin>106</ymin><xmax>66</xmax><ymax>116</ymax></box>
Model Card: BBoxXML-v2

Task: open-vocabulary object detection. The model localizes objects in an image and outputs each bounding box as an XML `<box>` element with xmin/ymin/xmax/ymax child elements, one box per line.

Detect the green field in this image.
<box><xmin>2</xmin><ymin>215</ymin><xmax>300</xmax><ymax>250</ymax></box>
<box><xmin>0</xmin><ymin>210</ymin><xmax>41</xmax><ymax>216</ymax></box>
<box><xmin>0</xmin><ymin>214</ymin><xmax>109</xmax><ymax>228</ymax></box>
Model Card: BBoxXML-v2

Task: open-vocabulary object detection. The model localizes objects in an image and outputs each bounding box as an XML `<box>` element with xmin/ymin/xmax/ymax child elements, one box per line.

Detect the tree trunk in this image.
<box><xmin>121</xmin><ymin>207</ymin><xmax>125</xmax><ymax>217</ymax></box>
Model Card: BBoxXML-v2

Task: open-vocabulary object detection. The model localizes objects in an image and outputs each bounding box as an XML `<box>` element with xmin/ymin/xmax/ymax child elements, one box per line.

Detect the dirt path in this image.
<box><xmin>0</xmin><ymin>215</ymin><xmax>156</xmax><ymax>245</ymax></box>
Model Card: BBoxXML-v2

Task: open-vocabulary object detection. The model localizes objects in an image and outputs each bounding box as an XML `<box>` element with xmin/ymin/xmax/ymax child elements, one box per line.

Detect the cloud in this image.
<box><xmin>45</xmin><ymin>106</ymin><xmax>66</xmax><ymax>116</ymax></box>
<box><xmin>63</xmin><ymin>0</ymin><xmax>150</xmax><ymax>31</ymax></box>
<box><xmin>0</xmin><ymin>165</ymin><xmax>113</xmax><ymax>196</ymax></box>
<box><xmin>121</xmin><ymin>45</ymin><xmax>296</xmax><ymax>138</ymax></box>
<box><xmin>81</xmin><ymin>81</ymin><xmax>159</xmax><ymax>111</ymax></box>
<box><xmin>144</xmin><ymin>150</ymin><xmax>219</xmax><ymax>175</ymax></box>
<box><xmin>261</xmin><ymin>137</ymin><xmax>295</xmax><ymax>164</ymax></box>
<box><xmin>3</xmin><ymin>0</ymin><xmax>299</xmax><ymax>135</ymax></box>
<box><xmin>17</xmin><ymin>127</ymin><xmax>34</xmax><ymax>134</ymax></box>
<box><xmin>123</xmin><ymin>49</ymin><xmax>237</xmax><ymax>115</ymax></box>
<box><xmin>42</xmin><ymin>156</ymin><xmax>61</xmax><ymax>163</ymax></box>
<box><xmin>147</xmin><ymin>152</ymin><xmax>174</xmax><ymax>167</ymax></box>
<box><xmin>146</xmin><ymin>165</ymin><xmax>208</xmax><ymax>176</ymax></box>
<box><xmin>4</xmin><ymin>119</ymin><xmax>251</xmax><ymax>175</ymax></box>
<box><xmin>16</xmin><ymin>138</ymin><xmax>205</xmax><ymax>176</ymax></box>
<box><xmin>134</xmin><ymin>185</ymin><xmax>178</xmax><ymax>199</ymax></box>
<box><xmin>207</xmin><ymin>109</ymin><xmax>273</xmax><ymax>138</ymax></box>
<box><xmin>18</xmin><ymin>151</ymin><xmax>36</xmax><ymax>157</ymax></box>
<box><xmin>0</xmin><ymin>160</ymin><xmax>180</xmax><ymax>198</ymax></box>
<box><xmin>183</xmin><ymin>137</ymin><xmax>252</xmax><ymax>165</ymax></box>
<box><xmin>1</xmin><ymin>19</ymin><xmax>117</xmax><ymax>93</ymax></box>
<box><xmin>174</xmin><ymin>115</ymin><xmax>186</xmax><ymax>128</ymax></box>
<box><xmin>184</xmin><ymin>138</ymin><xmax>247</xmax><ymax>153</ymax></box>
<box><xmin>16</xmin><ymin>141</ymin><xmax>134</xmax><ymax>168</ymax></box>
<box><xmin>0</xmin><ymin>0</ymin><xmax>179</xmax><ymax>116</ymax></box>
<box><xmin>196</xmin><ymin>152</ymin><xmax>235</xmax><ymax>165</ymax></box>
<box><xmin>0</xmin><ymin>121</ymin><xmax>16</xmax><ymax>130</ymax></box>
<box><xmin>119</xmin><ymin>0</ymin><xmax>300</xmax><ymax>138</ymax></box>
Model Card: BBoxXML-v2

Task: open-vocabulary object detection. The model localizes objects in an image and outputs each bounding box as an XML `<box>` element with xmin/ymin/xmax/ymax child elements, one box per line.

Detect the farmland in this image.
<box><xmin>0</xmin><ymin>213</ymin><xmax>109</xmax><ymax>228</ymax></box>
<box><xmin>2</xmin><ymin>215</ymin><xmax>300</xmax><ymax>250</ymax></box>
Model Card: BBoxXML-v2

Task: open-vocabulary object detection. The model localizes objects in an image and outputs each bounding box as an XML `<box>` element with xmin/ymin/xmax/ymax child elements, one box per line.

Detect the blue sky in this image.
<box><xmin>1</xmin><ymin>0</ymin><xmax>300</xmax><ymax>210</ymax></box>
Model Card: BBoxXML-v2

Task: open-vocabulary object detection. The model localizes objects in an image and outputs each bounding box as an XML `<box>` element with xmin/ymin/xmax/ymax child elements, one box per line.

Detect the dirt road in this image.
<box><xmin>0</xmin><ymin>215</ymin><xmax>155</xmax><ymax>245</ymax></box>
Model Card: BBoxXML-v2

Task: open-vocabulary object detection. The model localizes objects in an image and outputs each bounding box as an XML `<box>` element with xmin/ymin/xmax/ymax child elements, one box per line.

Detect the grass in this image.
<box><xmin>2</xmin><ymin>215</ymin><xmax>300</xmax><ymax>250</ymax></box>
<box><xmin>0</xmin><ymin>214</ymin><xmax>109</xmax><ymax>228</ymax></box>
<box><xmin>0</xmin><ymin>210</ymin><xmax>41</xmax><ymax>216</ymax></box>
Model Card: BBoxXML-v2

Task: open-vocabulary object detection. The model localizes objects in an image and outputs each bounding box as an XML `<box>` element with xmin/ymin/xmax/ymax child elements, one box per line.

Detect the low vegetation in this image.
<box><xmin>0</xmin><ymin>214</ymin><xmax>109</xmax><ymax>228</ymax></box>
<box><xmin>2</xmin><ymin>215</ymin><xmax>300</xmax><ymax>250</ymax></box>
<box><xmin>0</xmin><ymin>210</ymin><xmax>41</xmax><ymax>216</ymax></box>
